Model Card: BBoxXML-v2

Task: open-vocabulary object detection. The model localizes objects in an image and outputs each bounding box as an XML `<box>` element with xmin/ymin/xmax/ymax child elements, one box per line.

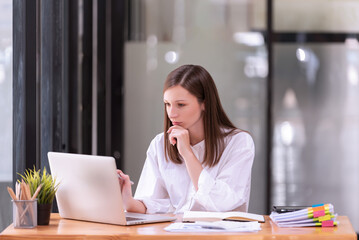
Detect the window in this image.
<box><xmin>0</xmin><ymin>0</ymin><xmax>12</xmax><ymax>232</ymax></box>
<box><xmin>271</xmin><ymin>0</ymin><xmax>359</xmax><ymax>232</ymax></box>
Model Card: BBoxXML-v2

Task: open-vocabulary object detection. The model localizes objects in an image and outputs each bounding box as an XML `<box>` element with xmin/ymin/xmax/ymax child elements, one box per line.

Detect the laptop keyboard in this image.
<box><xmin>126</xmin><ymin>216</ymin><xmax>145</xmax><ymax>222</ymax></box>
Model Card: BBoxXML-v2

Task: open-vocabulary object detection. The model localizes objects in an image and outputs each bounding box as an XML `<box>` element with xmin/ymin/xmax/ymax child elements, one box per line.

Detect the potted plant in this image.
<box><xmin>18</xmin><ymin>167</ymin><xmax>59</xmax><ymax>225</ymax></box>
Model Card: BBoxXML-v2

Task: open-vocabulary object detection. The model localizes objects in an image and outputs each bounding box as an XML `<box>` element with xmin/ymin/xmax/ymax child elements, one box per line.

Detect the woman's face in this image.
<box><xmin>163</xmin><ymin>85</ymin><xmax>204</xmax><ymax>131</ymax></box>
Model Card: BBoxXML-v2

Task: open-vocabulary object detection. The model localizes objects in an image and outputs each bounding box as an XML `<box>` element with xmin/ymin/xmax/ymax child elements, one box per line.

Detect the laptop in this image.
<box><xmin>48</xmin><ymin>152</ymin><xmax>176</xmax><ymax>225</ymax></box>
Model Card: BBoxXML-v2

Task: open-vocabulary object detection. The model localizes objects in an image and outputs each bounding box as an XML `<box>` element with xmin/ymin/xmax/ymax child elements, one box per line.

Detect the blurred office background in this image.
<box><xmin>1</xmin><ymin>0</ymin><xmax>359</xmax><ymax>234</ymax></box>
<box><xmin>0</xmin><ymin>0</ymin><xmax>12</xmax><ymax>231</ymax></box>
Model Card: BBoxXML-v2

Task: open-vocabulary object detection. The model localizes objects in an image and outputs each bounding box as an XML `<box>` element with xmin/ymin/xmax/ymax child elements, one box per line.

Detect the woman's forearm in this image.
<box><xmin>182</xmin><ymin>150</ymin><xmax>203</xmax><ymax>191</ymax></box>
<box><xmin>125</xmin><ymin>197</ymin><xmax>147</xmax><ymax>213</ymax></box>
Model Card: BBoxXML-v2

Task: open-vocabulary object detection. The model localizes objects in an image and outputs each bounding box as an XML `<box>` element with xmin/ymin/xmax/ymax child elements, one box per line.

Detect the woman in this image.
<box><xmin>118</xmin><ymin>64</ymin><xmax>254</xmax><ymax>214</ymax></box>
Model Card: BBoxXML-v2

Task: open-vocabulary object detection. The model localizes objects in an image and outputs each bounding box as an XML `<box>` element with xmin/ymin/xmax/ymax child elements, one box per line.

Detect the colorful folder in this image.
<box><xmin>270</xmin><ymin>204</ymin><xmax>339</xmax><ymax>227</ymax></box>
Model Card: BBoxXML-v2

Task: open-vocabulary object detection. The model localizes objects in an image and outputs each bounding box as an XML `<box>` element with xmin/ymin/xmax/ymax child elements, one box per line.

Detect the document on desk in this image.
<box><xmin>183</xmin><ymin>210</ymin><xmax>265</xmax><ymax>222</ymax></box>
<box><xmin>164</xmin><ymin>221</ymin><xmax>261</xmax><ymax>232</ymax></box>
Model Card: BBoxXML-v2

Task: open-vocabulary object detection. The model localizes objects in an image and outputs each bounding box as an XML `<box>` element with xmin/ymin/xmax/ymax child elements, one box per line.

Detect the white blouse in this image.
<box><xmin>134</xmin><ymin>131</ymin><xmax>255</xmax><ymax>214</ymax></box>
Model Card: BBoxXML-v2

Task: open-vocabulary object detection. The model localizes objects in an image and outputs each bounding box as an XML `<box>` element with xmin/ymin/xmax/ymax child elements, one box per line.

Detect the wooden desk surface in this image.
<box><xmin>0</xmin><ymin>214</ymin><xmax>356</xmax><ymax>240</ymax></box>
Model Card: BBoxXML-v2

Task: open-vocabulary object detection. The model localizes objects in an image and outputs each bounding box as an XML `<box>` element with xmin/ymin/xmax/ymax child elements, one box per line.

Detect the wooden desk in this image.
<box><xmin>0</xmin><ymin>214</ymin><xmax>356</xmax><ymax>240</ymax></box>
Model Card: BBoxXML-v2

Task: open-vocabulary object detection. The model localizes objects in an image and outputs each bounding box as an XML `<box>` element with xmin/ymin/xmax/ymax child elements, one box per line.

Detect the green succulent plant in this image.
<box><xmin>18</xmin><ymin>167</ymin><xmax>60</xmax><ymax>204</ymax></box>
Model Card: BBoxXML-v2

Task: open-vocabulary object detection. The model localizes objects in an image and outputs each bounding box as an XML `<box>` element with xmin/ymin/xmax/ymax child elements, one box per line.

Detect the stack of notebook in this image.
<box><xmin>270</xmin><ymin>204</ymin><xmax>339</xmax><ymax>227</ymax></box>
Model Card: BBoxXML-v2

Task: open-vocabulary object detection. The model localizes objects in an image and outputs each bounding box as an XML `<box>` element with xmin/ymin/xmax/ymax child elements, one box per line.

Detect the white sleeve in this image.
<box><xmin>134</xmin><ymin>137</ymin><xmax>174</xmax><ymax>214</ymax></box>
<box><xmin>192</xmin><ymin>132</ymin><xmax>255</xmax><ymax>212</ymax></box>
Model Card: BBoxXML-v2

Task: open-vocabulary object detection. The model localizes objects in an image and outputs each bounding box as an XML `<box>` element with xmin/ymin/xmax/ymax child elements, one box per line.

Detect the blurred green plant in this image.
<box><xmin>18</xmin><ymin>167</ymin><xmax>60</xmax><ymax>204</ymax></box>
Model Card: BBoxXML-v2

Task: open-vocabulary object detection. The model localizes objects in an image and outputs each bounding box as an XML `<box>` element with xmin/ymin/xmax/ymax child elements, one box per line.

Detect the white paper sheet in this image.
<box><xmin>164</xmin><ymin>221</ymin><xmax>261</xmax><ymax>232</ymax></box>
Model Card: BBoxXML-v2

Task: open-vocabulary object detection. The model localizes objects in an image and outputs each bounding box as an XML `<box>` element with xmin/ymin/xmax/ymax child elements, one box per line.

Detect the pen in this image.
<box><xmin>200</xmin><ymin>226</ymin><xmax>226</xmax><ymax>230</ymax></box>
<box><xmin>192</xmin><ymin>222</ymin><xmax>227</xmax><ymax>230</ymax></box>
<box><xmin>117</xmin><ymin>174</ymin><xmax>134</xmax><ymax>185</ymax></box>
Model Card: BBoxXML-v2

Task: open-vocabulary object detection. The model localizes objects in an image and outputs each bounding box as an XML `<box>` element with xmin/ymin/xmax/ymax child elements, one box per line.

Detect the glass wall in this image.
<box><xmin>271</xmin><ymin>0</ymin><xmax>359</xmax><ymax>232</ymax></box>
<box><xmin>123</xmin><ymin>0</ymin><xmax>268</xmax><ymax>214</ymax></box>
<box><xmin>0</xmin><ymin>0</ymin><xmax>12</xmax><ymax>232</ymax></box>
<box><xmin>274</xmin><ymin>0</ymin><xmax>359</xmax><ymax>32</ymax></box>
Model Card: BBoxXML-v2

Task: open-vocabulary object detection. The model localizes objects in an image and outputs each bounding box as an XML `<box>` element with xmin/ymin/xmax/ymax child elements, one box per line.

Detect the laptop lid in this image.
<box><xmin>48</xmin><ymin>152</ymin><xmax>176</xmax><ymax>225</ymax></box>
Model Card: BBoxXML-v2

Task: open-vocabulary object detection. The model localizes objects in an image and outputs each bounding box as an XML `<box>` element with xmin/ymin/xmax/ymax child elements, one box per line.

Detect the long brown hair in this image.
<box><xmin>163</xmin><ymin>64</ymin><xmax>239</xmax><ymax>167</ymax></box>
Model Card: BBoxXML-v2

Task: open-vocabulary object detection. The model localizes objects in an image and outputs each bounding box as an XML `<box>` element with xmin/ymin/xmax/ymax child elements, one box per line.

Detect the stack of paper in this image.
<box><xmin>270</xmin><ymin>204</ymin><xmax>339</xmax><ymax>227</ymax></box>
<box><xmin>164</xmin><ymin>221</ymin><xmax>261</xmax><ymax>232</ymax></box>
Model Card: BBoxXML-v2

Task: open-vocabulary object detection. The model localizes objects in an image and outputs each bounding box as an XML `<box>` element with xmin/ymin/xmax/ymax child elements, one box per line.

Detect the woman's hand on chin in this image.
<box><xmin>167</xmin><ymin>125</ymin><xmax>192</xmax><ymax>157</ymax></box>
